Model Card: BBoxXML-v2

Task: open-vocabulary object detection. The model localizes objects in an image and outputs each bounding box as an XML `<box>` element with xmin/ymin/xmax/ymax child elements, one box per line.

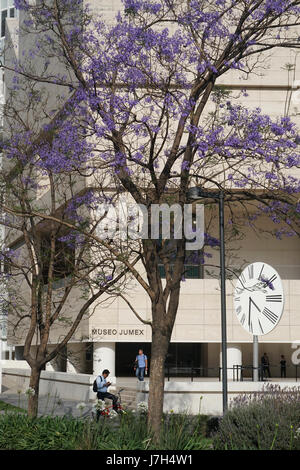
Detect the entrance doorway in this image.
<box><xmin>115</xmin><ymin>342</ymin><xmax>203</xmax><ymax>377</ymax></box>
<box><xmin>116</xmin><ymin>343</ymin><xmax>151</xmax><ymax>377</ymax></box>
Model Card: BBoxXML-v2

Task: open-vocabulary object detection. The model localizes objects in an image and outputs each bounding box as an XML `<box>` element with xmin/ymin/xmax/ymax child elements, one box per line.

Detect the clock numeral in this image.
<box><xmin>236</xmin><ymin>286</ymin><xmax>244</xmax><ymax>295</ymax></box>
<box><xmin>248</xmin><ymin>265</ymin><xmax>254</xmax><ymax>279</ymax></box>
<box><xmin>266</xmin><ymin>295</ymin><xmax>282</xmax><ymax>303</ymax></box>
<box><xmin>241</xmin><ymin>313</ymin><xmax>246</xmax><ymax>325</ymax></box>
<box><xmin>236</xmin><ymin>305</ymin><xmax>242</xmax><ymax>315</ymax></box>
<box><xmin>262</xmin><ymin>307</ymin><xmax>278</xmax><ymax>324</ymax></box>
<box><xmin>240</xmin><ymin>272</ymin><xmax>246</xmax><ymax>285</ymax></box>
<box><xmin>258</xmin><ymin>264</ymin><xmax>265</xmax><ymax>280</ymax></box>
<box><xmin>268</xmin><ymin>274</ymin><xmax>277</xmax><ymax>284</ymax></box>
<box><xmin>234</xmin><ymin>297</ymin><xmax>240</xmax><ymax>302</ymax></box>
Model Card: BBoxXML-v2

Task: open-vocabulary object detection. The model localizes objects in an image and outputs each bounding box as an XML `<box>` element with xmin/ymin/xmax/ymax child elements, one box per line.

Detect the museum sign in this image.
<box><xmin>91</xmin><ymin>327</ymin><xmax>146</xmax><ymax>337</ymax></box>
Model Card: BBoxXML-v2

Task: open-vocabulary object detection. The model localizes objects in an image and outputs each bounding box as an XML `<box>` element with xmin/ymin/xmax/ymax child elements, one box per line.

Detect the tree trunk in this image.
<box><xmin>27</xmin><ymin>367</ymin><xmax>42</xmax><ymax>418</ymax></box>
<box><xmin>147</xmin><ymin>326</ymin><xmax>170</xmax><ymax>444</ymax></box>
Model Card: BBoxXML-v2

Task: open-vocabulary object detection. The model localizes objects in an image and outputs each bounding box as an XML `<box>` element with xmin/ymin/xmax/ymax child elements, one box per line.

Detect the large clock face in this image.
<box><xmin>234</xmin><ymin>262</ymin><xmax>284</xmax><ymax>336</ymax></box>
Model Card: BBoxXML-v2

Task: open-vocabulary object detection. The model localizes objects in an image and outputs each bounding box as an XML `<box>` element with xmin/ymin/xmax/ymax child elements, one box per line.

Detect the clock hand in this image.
<box><xmin>250</xmin><ymin>297</ymin><xmax>261</xmax><ymax>313</ymax></box>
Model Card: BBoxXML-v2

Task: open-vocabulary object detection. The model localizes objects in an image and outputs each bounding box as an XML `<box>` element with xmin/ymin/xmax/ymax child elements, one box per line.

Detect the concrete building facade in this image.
<box><xmin>2</xmin><ymin>0</ymin><xmax>300</xmax><ymax>385</ymax></box>
<box><xmin>0</xmin><ymin>0</ymin><xmax>16</xmax><ymax>362</ymax></box>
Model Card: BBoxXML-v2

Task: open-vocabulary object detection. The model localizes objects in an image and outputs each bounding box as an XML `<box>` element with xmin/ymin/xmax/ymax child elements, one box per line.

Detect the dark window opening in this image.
<box><xmin>86</xmin><ymin>343</ymin><xmax>93</xmax><ymax>362</ymax></box>
<box><xmin>158</xmin><ymin>262</ymin><xmax>204</xmax><ymax>279</ymax></box>
<box><xmin>85</xmin><ymin>343</ymin><xmax>93</xmax><ymax>374</ymax></box>
<box><xmin>1</xmin><ymin>10</ymin><xmax>7</xmax><ymax>38</ymax></box>
<box><xmin>115</xmin><ymin>342</ymin><xmax>203</xmax><ymax>377</ymax></box>
<box><xmin>156</xmin><ymin>208</ymin><xmax>204</xmax><ymax>279</ymax></box>
<box><xmin>165</xmin><ymin>343</ymin><xmax>202</xmax><ymax>369</ymax></box>
<box><xmin>0</xmin><ymin>8</ymin><xmax>16</xmax><ymax>37</ymax></box>
<box><xmin>116</xmin><ymin>343</ymin><xmax>151</xmax><ymax>377</ymax></box>
<box><xmin>41</xmin><ymin>235</ymin><xmax>75</xmax><ymax>285</ymax></box>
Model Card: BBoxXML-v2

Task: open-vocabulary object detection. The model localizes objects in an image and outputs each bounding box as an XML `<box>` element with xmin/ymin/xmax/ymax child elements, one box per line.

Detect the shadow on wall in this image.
<box><xmin>2</xmin><ymin>368</ymin><xmax>93</xmax><ymax>402</ymax></box>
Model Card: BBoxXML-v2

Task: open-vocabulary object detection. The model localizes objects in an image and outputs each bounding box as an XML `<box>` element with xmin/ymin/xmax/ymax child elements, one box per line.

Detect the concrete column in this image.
<box><xmin>220</xmin><ymin>344</ymin><xmax>242</xmax><ymax>381</ymax></box>
<box><xmin>8</xmin><ymin>346</ymin><xmax>13</xmax><ymax>360</ymax></box>
<box><xmin>253</xmin><ymin>336</ymin><xmax>259</xmax><ymax>381</ymax></box>
<box><xmin>93</xmin><ymin>342</ymin><xmax>116</xmax><ymax>383</ymax></box>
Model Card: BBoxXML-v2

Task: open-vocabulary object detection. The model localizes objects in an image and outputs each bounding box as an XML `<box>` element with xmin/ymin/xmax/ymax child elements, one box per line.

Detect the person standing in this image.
<box><xmin>280</xmin><ymin>355</ymin><xmax>287</xmax><ymax>378</ymax></box>
<box><xmin>261</xmin><ymin>352</ymin><xmax>271</xmax><ymax>379</ymax></box>
<box><xmin>260</xmin><ymin>354</ymin><xmax>266</xmax><ymax>380</ymax></box>
<box><xmin>134</xmin><ymin>348</ymin><xmax>148</xmax><ymax>381</ymax></box>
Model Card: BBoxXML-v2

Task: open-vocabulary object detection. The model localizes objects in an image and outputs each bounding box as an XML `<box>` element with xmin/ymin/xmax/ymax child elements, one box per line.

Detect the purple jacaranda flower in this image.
<box><xmin>260</xmin><ymin>275</ymin><xmax>275</xmax><ymax>291</ymax></box>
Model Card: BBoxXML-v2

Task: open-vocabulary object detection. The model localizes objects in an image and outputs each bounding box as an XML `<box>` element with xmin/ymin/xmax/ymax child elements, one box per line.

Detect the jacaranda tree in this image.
<box><xmin>2</xmin><ymin>0</ymin><xmax>300</xmax><ymax>439</ymax></box>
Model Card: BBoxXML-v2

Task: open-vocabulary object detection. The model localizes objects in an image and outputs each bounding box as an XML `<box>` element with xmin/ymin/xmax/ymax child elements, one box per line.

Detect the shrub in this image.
<box><xmin>0</xmin><ymin>409</ymin><xmax>212</xmax><ymax>450</ymax></box>
<box><xmin>81</xmin><ymin>411</ymin><xmax>211</xmax><ymax>450</ymax></box>
<box><xmin>213</xmin><ymin>384</ymin><xmax>300</xmax><ymax>450</ymax></box>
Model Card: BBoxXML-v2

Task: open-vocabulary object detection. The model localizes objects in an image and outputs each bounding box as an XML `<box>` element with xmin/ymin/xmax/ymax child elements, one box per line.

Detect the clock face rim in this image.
<box><xmin>234</xmin><ymin>262</ymin><xmax>284</xmax><ymax>336</ymax></box>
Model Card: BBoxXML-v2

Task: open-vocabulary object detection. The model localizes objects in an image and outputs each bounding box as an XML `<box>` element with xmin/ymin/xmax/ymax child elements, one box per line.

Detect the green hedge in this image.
<box><xmin>0</xmin><ymin>411</ymin><xmax>212</xmax><ymax>450</ymax></box>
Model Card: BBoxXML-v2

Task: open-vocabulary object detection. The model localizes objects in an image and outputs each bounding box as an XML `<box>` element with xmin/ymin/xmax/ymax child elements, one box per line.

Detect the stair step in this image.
<box><xmin>114</xmin><ymin>385</ymin><xmax>142</xmax><ymax>410</ymax></box>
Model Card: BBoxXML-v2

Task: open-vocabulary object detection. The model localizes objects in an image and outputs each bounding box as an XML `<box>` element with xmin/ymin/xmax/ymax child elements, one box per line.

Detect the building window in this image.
<box><xmin>156</xmin><ymin>232</ymin><xmax>204</xmax><ymax>279</ymax></box>
<box><xmin>41</xmin><ymin>235</ymin><xmax>75</xmax><ymax>285</ymax></box>
<box><xmin>158</xmin><ymin>252</ymin><xmax>204</xmax><ymax>279</ymax></box>
<box><xmin>0</xmin><ymin>1</ymin><xmax>16</xmax><ymax>38</ymax></box>
<box><xmin>85</xmin><ymin>343</ymin><xmax>93</xmax><ymax>361</ymax></box>
<box><xmin>1</xmin><ymin>10</ymin><xmax>7</xmax><ymax>37</ymax></box>
<box><xmin>156</xmin><ymin>204</ymin><xmax>204</xmax><ymax>279</ymax></box>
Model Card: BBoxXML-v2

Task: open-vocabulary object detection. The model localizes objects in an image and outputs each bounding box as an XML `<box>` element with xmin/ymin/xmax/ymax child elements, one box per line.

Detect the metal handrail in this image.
<box><xmin>227</xmin><ymin>364</ymin><xmax>299</xmax><ymax>382</ymax></box>
<box><xmin>164</xmin><ymin>364</ymin><xmax>299</xmax><ymax>382</ymax></box>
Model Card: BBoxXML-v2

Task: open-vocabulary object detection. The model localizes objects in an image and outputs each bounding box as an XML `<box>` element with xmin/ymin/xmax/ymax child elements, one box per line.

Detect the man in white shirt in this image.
<box><xmin>95</xmin><ymin>369</ymin><xmax>118</xmax><ymax>413</ymax></box>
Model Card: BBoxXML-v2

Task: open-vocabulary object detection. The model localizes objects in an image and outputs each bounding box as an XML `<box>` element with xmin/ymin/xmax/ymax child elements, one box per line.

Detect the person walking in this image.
<box><xmin>280</xmin><ymin>355</ymin><xmax>287</xmax><ymax>378</ymax></box>
<box><xmin>95</xmin><ymin>369</ymin><xmax>118</xmax><ymax>420</ymax></box>
<box><xmin>134</xmin><ymin>349</ymin><xmax>148</xmax><ymax>381</ymax></box>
